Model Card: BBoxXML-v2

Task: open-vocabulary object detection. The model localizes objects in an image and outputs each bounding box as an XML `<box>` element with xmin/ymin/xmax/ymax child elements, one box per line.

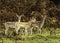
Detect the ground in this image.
<box><xmin>0</xmin><ymin>28</ymin><xmax>60</xmax><ymax>43</ymax></box>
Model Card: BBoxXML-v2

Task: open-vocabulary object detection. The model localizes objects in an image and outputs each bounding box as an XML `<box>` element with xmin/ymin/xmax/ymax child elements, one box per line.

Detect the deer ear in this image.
<box><xmin>16</xmin><ymin>14</ymin><xmax>19</xmax><ymax>17</ymax></box>
<box><xmin>20</xmin><ymin>14</ymin><xmax>25</xmax><ymax>17</ymax></box>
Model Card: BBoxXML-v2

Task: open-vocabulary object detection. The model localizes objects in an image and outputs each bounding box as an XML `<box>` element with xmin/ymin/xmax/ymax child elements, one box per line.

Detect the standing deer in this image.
<box><xmin>3</xmin><ymin>14</ymin><xmax>24</xmax><ymax>35</ymax></box>
<box><xmin>3</xmin><ymin>14</ymin><xmax>36</xmax><ymax>36</ymax></box>
<box><xmin>31</xmin><ymin>11</ymin><xmax>47</xmax><ymax>34</ymax></box>
<box><xmin>4</xmin><ymin>11</ymin><xmax>47</xmax><ymax>36</ymax></box>
<box><xmin>18</xmin><ymin>17</ymin><xmax>37</xmax><ymax>36</ymax></box>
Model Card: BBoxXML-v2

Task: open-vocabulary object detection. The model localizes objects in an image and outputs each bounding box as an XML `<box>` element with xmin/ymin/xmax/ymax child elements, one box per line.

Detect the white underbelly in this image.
<box><xmin>8</xmin><ymin>25</ymin><xmax>16</xmax><ymax>28</ymax></box>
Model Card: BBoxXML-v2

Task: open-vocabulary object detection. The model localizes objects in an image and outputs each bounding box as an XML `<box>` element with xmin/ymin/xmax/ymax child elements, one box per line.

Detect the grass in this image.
<box><xmin>0</xmin><ymin>28</ymin><xmax>60</xmax><ymax>43</ymax></box>
<box><xmin>0</xmin><ymin>34</ymin><xmax>60</xmax><ymax>43</ymax></box>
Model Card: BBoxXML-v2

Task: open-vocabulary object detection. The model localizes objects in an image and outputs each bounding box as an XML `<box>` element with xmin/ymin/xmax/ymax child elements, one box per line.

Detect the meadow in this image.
<box><xmin>0</xmin><ymin>28</ymin><xmax>60</xmax><ymax>43</ymax></box>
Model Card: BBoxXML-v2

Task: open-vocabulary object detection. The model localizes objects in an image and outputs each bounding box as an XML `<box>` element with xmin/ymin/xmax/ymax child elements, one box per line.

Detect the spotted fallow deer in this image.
<box><xmin>3</xmin><ymin>14</ymin><xmax>24</xmax><ymax>35</ymax></box>
<box><xmin>17</xmin><ymin>17</ymin><xmax>36</xmax><ymax>36</ymax></box>
<box><xmin>3</xmin><ymin>14</ymin><xmax>36</xmax><ymax>36</ymax></box>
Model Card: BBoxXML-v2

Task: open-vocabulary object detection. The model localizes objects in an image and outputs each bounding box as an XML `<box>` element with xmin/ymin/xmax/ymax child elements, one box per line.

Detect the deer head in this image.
<box><xmin>16</xmin><ymin>14</ymin><xmax>24</xmax><ymax>22</ymax></box>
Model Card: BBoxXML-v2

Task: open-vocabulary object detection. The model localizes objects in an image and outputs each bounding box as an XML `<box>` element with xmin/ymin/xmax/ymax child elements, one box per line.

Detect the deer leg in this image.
<box><xmin>15</xmin><ymin>30</ymin><xmax>18</xmax><ymax>34</ymax></box>
<box><xmin>15</xmin><ymin>28</ymin><xmax>18</xmax><ymax>34</ymax></box>
<box><xmin>39</xmin><ymin>28</ymin><xmax>42</xmax><ymax>34</ymax></box>
<box><xmin>37</xmin><ymin>27</ymin><xmax>40</xmax><ymax>34</ymax></box>
<box><xmin>25</xmin><ymin>28</ymin><xmax>28</xmax><ymax>36</ymax></box>
<box><xmin>5</xmin><ymin>27</ymin><xmax>9</xmax><ymax>36</ymax></box>
<box><xmin>30</xmin><ymin>27</ymin><xmax>33</xmax><ymax>35</ymax></box>
<box><xmin>15</xmin><ymin>27</ymin><xmax>20</xmax><ymax>35</ymax></box>
<box><xmin>15</xmin><ymin>25</ymin><xmax>21</xmax><ymax>35</ymax></box>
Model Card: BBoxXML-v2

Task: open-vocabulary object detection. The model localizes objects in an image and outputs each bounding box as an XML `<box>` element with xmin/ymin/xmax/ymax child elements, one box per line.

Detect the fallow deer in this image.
<box><xmin>3</xmin><ymin>15</ymin><xmax>36</xmax><ymax>36</ymax></box>
<box><xmin>3</xmin><ymin>14</ymin><xmax>24</xmax><ymax>35</ymax></box>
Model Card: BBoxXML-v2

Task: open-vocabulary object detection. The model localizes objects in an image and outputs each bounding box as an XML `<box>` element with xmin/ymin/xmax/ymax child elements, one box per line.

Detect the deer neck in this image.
<box><xmin>18</xmin><ymin>20</ymin><xmax>20</xmax><ymax>22</ymax></box>
<box><xmin>18</xmin><ymin>17</ymin><xmax>21</xmax><ymax>22</ymax></box>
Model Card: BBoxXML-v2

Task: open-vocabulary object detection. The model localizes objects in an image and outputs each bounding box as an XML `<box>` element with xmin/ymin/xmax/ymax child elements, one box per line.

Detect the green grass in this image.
<box><xmin>0</xmin><ymin>34</ymin><xmax>60</xmax><ymax>43</ymax></box>
<box><xmin>0</xmin><ymin>28</ymin><xmax>60</xmax><ymax>43</ymax></box>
